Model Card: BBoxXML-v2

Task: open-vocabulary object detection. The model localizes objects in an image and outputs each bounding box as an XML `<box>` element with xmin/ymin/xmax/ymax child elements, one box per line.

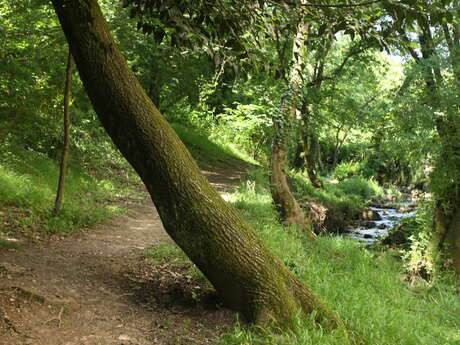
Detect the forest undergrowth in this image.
<box><xmin>0</xmin><ymin>122</ymin><xmax>255</xmax><ymax>244</ymax></box>
<box><xmin>0</xmin><ymin>143</ymin><xmax>144</xmax><ymax>242</ymax></box>
<box><xmin>2</xmin><ymin>121</ymin><xmax>459</xmax><ymax>344</ymax></box>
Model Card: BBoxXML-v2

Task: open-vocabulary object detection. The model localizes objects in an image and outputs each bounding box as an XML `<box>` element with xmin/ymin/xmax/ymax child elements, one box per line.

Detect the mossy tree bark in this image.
<box><xmin>50</xmin><ymin>0</ymin><xmax>344</xmax><ymax>327</ymax></box>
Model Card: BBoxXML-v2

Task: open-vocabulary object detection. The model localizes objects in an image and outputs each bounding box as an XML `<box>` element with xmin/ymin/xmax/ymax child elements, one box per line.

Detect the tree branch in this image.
<box><xmin>301</xmin><ymin>0</ymin><xmax>382</xmax><ymax>8</ymax></box>
<box><xmin>306</xmin><ymin>45</ymin><xmax>367</xmax><ymax>87</ymax></box>
<box><xmin>268</xmin><ymin>0</ymin><xmax>382</xmax><ymax>10</ymax></box>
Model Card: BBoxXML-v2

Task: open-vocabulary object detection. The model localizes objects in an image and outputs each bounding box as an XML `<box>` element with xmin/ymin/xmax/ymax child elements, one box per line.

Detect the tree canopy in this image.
<box><xmin>1</xmin><ymin>0</ymin><xmax>459</xmax><ymax>343</ymax></box>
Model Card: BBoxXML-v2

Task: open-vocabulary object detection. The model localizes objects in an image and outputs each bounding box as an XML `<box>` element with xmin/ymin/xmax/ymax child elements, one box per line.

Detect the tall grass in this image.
<box><xmin>0</xmin><ymin>121</ymin><xmax>255</xmax><ymax>238</ymax></box>
<box><xmin>0</xmin><ymin>146</ymin><xmax>139</xmax><ymax>236</ymax></box>
<box><xmin>171</xmin><ymin>123</ymin><xmax>259</xmax><ymax>167</ymax></box>
<box><xmin>218</xmin><ymin>177</ymin><xmax>460</xmax><ymax>345</ymax></box>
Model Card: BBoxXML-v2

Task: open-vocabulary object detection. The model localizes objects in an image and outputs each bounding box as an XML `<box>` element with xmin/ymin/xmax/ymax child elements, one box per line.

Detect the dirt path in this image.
<box><xmin>0</xmin><ymin>166</ymin><xmax>250</xmax><ymax>345</ymax></box>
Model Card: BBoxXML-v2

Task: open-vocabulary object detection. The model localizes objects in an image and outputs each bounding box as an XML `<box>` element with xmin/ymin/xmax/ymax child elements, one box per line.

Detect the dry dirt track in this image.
<box><xmin>0</xmin><ymin>167</ymin><xmax>249</xmax><ymax>345</ymax></box>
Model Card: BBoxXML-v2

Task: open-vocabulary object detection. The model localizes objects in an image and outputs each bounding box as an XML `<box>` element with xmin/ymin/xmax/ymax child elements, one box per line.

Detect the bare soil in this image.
<box><xmin>0</xmin><ymin>164</ymin><xmax>252</xmax><ymax>345</ymax></box>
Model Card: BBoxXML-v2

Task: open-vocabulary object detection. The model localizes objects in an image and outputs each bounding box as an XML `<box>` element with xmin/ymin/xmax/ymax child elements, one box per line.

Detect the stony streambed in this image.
<box><xmin>345</xmin><ymin>203</ymin><xmax>417</xmax><ymax>244</ymax></box>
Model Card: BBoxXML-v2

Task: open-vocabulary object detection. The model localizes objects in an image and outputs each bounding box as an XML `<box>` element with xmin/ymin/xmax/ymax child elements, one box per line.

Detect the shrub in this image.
<box><xmin>399</xmin><ymin>204</ymin><xmax>436</xmax><ymax>281</ymax></box>
<box><xmin>335</xmin><ymin>177</ymin><xmax>383</xmax><ymax>200</ymax></box>
<box><xmin>332</xmin><ymin>161</ymin><xmax>362</xmax><ymax>181</ymax></box>
<box><xmin>290</xmin><ymin>171</ymin><xmax>383</xmax><ymax>220</ymax></box>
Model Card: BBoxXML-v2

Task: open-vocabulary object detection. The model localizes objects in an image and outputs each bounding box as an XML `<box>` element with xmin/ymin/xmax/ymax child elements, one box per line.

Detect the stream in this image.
<box><xmin>345</xmin><ymin>202</ymin><xmax>417</xmax><ymax>244</ymax></box>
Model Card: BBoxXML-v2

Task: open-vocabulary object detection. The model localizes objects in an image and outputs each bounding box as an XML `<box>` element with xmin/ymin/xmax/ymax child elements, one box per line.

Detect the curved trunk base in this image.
<box><xmin>436</xmin><ymin>203</ymin><xmax>460</xmax><ymax>274</ymax></box>
<box><xmin>270</xmin><ymin>142</ymin><xmax>316</xmax><ymax>240</ymax></box>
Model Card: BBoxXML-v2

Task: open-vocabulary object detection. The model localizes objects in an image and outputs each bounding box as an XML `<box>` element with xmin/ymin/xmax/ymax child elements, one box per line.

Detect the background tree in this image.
<box><xmin>382</xmin><ymin>0</ymin><xmax>460</xmax><ymax>273</ymax></box>
<box><xmin>53</xmin><ymin>49</ymin><xmax>73</xmax><ymax>215</ymax></box>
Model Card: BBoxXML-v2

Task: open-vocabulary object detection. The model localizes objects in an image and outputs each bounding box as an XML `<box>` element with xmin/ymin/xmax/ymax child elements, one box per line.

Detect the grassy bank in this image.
<box><xmin>0</xmin><ymin>123</ymin><xmax>255</xmax><ymax>243</ymax></box>
<box><xmin>248</xmin><ymin>169</ymin><xmax>384</xmax><ymax>224</ymax></box>
<box><xmin>221</xmin><ymin>179</ymin><xmax>459</xmax><ymax>344</ymax></box>
<box><xmin>0</xmin><ymin>144</ymin><xmax>142</xmax><ymax>241</ymax></box>
<box><xmin>171</xmin><ymin>122</ymin><xmax>259</xmax><ymax>168</ymax></box>
<box><xmin>222</xmin><ymin>177</ymin><xmax>459</xmax><ymax>344</ymax></box>
<box><xmin>144</xmin><ymin>173</ymin><xmax>460</xmax><ymax>345</ymax></box>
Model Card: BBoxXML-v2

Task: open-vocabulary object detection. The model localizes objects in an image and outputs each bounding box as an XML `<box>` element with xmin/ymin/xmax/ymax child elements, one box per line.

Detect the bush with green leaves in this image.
<box><xmin>214</xmin><ymin>103</ymin><xmax>272</xmax><ymax>160</ymax></box>
<box><xmin>398</xmin><ymin>205</ymin><xmax>437</xmax><ymax>280</ymax></box>
<box><xmin>290</xmin><ymin>171</ymin><xmax>383</xmax><ymax>221</ymax></box>
<box><xmin>332</xmin><ymin>161</ymin><xmax>363</xmax><ymax>181</ymax></box>
<box><xmin>334</xmin><ymin>177</ymin><xmax>383</xmax><ymax>201</ymax></box>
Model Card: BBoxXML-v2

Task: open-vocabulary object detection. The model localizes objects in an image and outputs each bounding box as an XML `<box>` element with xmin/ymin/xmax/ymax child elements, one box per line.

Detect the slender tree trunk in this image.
<box><xmin>50</xmin><ymin>0</ymin><xmax>345</xmax><ymax>328</ymax></box>
<box><xmin>433</xmin><ymin>119</ymin><xmax>460</xmax><ymax>274</ymax></box>
<box><xmin>297</xmin><ymin>42</ymin><xmax>329</xmax><ymax>189</ymax></box>
<box><xmin>437</xmin><ymin>206</ymin><xmax>460</xmax><ymax>272</ymax></box>
<box><xmin>300</xmin><ymin>108</ymin><xmax>323</xmax><ymax>189</ymax></box>
<box><xmin>331</xmin><ymin>125</ymin><xmax>343</xmax><ymax>172</ymax></box>
<box><xmin>269</xmin><ymin>16</ymin><xmax>315</xmax><ymax>237</ymax></box>
<box><xmin>301</xmin><ymin>133</ymin><xmax>323</xmax><ymax>189</ymax></box>
<box><xmin>316</xmin><ymin>136</ymin><xmax>324</xmax><ymax>171</ymax></box>
<box><xmin>332</xmin><ymin>129</ymin><xmax>350</xmax><ymax>172</ymax></box>
<box><xmin>270</xmin><ymin>119</ymin><xmax>316</xmax><ymax>240</ymax></box>
<box><xmin>331</xmin><ymin>149</ymin><xmax>339</xmax><ymax>172</ymax></box>
<box><xmin>309</xmin><ymin>134</ymin><xmax>323</xmax><ymax>187</ymax></box>
<box><xmin>53</xmin><ymin>48</ymin><xmax>73</xmax><ymax>215</ymax></box>
<box><xmin>148</xmin><ymin>71</ymin><xmax>162</xmax><ymax>109</ymax></box>
<box><xmin>412</xmin><ymin>20</ymin><xmax>460</xmax><ymax>274</ymax></box>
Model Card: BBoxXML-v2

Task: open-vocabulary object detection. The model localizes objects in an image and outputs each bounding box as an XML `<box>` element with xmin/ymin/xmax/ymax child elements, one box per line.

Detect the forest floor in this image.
<box><xmin>0</xmin><ymin>162</ymin><xmax>251</xmax><ymax>345</ymax></box>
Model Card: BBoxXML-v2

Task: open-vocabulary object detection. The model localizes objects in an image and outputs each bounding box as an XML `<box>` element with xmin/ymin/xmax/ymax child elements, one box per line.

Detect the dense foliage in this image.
<box><xmin>1</xmin><ymin>0</ymin><xmax>459</xmax><ymax>342</ymax></box>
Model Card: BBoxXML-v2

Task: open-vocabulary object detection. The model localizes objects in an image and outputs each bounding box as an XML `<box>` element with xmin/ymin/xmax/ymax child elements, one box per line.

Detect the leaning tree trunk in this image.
<box><xmin>51</xmin><ymin>0</ymin><xmax>343</xmax><ymax>329</ymax></box>
<box><xmin>269</xmin><ymin>12</ymin><xmax>316</xmax><ymax>238</ymax></box>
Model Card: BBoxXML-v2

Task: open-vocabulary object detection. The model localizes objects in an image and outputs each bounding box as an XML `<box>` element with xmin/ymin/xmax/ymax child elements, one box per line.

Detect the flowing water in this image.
<box><xmin>346</xmin><ymin>202</ymin><xmax>417</xmax><ymax>244</ymax></box>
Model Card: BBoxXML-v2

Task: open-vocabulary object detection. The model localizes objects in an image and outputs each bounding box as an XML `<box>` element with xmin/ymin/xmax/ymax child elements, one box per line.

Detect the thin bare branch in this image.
<box><xmin>301</xmin><ymin>0</ymin><xmax>382</xmax><ymax>8</ymax></box>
